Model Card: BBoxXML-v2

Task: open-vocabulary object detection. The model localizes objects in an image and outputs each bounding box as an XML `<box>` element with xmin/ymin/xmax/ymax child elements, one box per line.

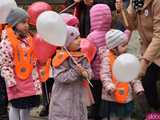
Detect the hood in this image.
<box><xmin>90</xmin><ymin>4</ymin><xmax>112</xmax><ymax>31</ymax></box>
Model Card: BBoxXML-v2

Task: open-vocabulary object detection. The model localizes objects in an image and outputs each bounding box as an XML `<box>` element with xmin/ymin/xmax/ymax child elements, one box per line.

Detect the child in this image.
<box><xmin>86</xmin><ymin>4</ymin><xmax>112</xmax><ymax>120</ymax></box>
<box><xmin>49</xmin><ymin>26</ymin><xmax>92</xmax><ymax>120</ymax></box>
<box><xmin>99</xmin><ymin>29</ymin><xmax>144</xmax><ymax>120</ymax></box>
<box><xmin>0</xmin><ymin>7</ymin><xmax>42</xmax><ymax>120</ymax></box>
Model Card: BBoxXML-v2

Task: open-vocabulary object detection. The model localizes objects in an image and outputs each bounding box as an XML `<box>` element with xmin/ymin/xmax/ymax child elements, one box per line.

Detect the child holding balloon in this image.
<box><xmin>0</xmin><ymin>7</ymin><xmax>42</xmax><ymax>120</ymax></box>
<box><xmin>99</xmin><ymin>29</ymin><xmax>144</xmax><ymax>120</ymax></box>
<box><xmin>49</xmin><ymin>26</ymin><xmax>93</xmax><ymax>120</ymax></box>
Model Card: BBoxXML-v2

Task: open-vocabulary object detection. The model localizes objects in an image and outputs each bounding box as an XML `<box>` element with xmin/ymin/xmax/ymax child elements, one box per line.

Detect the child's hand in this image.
<box><xmin>107</xmin><ymin>84</ymin><xmax>116</xmax><ymax>95</ymax></box>
<box><xmin>81</xmin><ymin>70</ymin><xmax>90</xmax><ymax>80</ymax></box>
<box><xmin>76</xmin><ymin>64</ymin><xmax>85</xmax><ymax>73</ymax></box>
<box><xmin>76</xmin><ymin>64</ymin><xmax>89</xmax><ymax>79</ymax></box>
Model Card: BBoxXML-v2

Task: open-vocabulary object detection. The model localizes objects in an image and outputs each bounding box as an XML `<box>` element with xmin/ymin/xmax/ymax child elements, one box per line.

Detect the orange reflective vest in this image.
<box><xmin>52</xmin><ymin>49</ymin><xmax>84</xmax><ymax>68</ymax></box>
<box><xmin>7</xmin><ymin>26</ymin><xmax>36</xmax><ymax>80</ymax></box>
<box><xmin>52</xmin><ymin>49</ymin><xmax>93</xmax><ymax>98</ymax></box>
<box><xmin>108</xmin><ymin>51</ymin><xmax>129</xmax><ymax>103</ymax></box>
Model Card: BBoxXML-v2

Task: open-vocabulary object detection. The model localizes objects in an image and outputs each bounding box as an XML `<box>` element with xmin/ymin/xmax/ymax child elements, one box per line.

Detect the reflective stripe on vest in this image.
<box><xmin>108</xmin><ymin>51</ymin><xmax>129</xmax><ymax>103</ymax></box>
<box><xmin>52</xmin><ymin>49</ymin><xmax>84</xmax><ymax>68</ymax></box>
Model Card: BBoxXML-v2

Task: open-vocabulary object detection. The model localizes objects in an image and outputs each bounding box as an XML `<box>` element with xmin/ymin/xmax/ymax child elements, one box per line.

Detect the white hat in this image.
<box><xmin>105</xmin><ymin>29</ymin><xmax>128</xmax><ymax>49</ymax></box>
<box><xmin>65</xmin><ymin>26</ymin><xmax>80</xmax><ymax>47</ymax></box>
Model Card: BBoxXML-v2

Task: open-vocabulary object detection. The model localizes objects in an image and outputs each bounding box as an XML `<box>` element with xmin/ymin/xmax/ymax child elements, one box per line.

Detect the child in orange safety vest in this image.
<box><xmin>99</xmin><ymin>29</ymin><xmax>144</xmax><ymax>120</ymax></box>
<box><xmin>49</xmin><ymin>26</ymin><xmax>93</xmax><ymax>120</ymax></box>
<box><xmin>0</xmin><ymin>7</ymin><xmax>42</xmax><ymax>120</ymax></box>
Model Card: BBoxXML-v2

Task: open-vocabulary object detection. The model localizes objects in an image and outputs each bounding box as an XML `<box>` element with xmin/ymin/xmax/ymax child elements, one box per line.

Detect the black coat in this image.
<box><xmin>0</xmin><ymin>76</ymin><xmax>8</xmax><ymax>108</ymax></box>
<box><xmin>0</xmin><ymin>76</ymin><xmax>9</xmax><ymax>120</ymax></box>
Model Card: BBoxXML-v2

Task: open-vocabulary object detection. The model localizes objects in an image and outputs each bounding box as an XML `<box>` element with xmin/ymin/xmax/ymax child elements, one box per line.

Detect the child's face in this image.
<box><xmin>68</xmin><ymin>37</ymin><xmax>81</xmax><ymax>51</ymax></box>
<box><xmin>15</xmin><ymin>19</ymin><xmax>29</xmax><ymax>33</ymax></box>
<box><xmin>117</xmin><ymin>42</ymin><xmax>128</xmax><ymax>54</ymax></box>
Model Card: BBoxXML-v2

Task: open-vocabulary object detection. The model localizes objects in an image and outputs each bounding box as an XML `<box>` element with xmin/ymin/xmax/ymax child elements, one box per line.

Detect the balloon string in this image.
<box><xmin>60</xmin><ymin>2</ymin><xmax>77</xmax><ymax>13</ymax></box>
<box><xmin>63</xmin><ymin>47</ymin><xmax>93</xmax><ymax>87</ymax></box>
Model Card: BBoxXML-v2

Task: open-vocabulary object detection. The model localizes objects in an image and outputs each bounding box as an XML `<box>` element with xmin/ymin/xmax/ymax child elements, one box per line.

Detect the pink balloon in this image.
<box><xmin>33</xmin><ymin>34</ymin><xmax>56</xmax><ymax>64</ymax></box>
<box><xmin>80</xmin><ymin>38</ymin><xmax>97</xmax><ymax>63</ymax></box>
<box><xmin>27</xmin><ymin>2</ymin><xmax>52</xmax><ymax>26</ymax></box>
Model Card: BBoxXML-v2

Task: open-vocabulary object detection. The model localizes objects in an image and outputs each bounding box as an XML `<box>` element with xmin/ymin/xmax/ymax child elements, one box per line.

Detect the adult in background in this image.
<box><xmin>66</xmin><ymin>0</ymin><xmax>130</xmax><ymax>37</ymax></box>
<box><xmin>116</xmin><ymin>0</ymin><xmax>160</xmax><ymax>111</ymax></box>
<box><xmin>66</xmin><ymin>0</ymin><xmax>93</xmax><ymax>37</ymax></box>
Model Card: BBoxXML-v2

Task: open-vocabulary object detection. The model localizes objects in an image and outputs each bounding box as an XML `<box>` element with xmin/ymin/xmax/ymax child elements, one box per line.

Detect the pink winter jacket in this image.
<box><xmin>87</xmin><ymin>4</ymin><xmax>112</xmax><ymax>80</ymax></box>
<box><xmin>99</xmin><ymin>47</ymin><xmax>144</xmax><ymax>103</ymax></box>
<box><xmin>0</xmin><ymin>30</ymin><xmax>42</xmax><ymax>101</ymax></box>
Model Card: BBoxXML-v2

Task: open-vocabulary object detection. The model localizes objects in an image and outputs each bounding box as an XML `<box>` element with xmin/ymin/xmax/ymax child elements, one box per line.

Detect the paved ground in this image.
<box><xmin>31</xmin><ymin>116</ymin><xmax>48</xmax><ymax>120</ymax></box>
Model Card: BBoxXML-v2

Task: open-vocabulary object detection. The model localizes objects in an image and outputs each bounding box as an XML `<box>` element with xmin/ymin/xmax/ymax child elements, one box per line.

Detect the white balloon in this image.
<box><xmin>0</xmin><ymin>0</ymin><xmax>17</xmax><ymax>23</ymax></box>
<box><xmin>113</xmin><ymin>53</ymin><xmax>140</xmax><ymax>82</ymax></box>
<box><xmin>36</xmin><ymin>11</ymin><xmax>67</xmax><ymax>46</ymax></box>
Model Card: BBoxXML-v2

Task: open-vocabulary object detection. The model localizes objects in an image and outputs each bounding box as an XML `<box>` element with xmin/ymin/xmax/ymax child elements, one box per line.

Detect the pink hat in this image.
<box><xmin>65</xmin><ymin>26</ymin><xmax>80</xmax><ymax>47</ymax></box>
<box><xmin>90</xmin><ymin>4</ymin><xmax>112</xmax><ymax>31</ymax></box>
<box><xmin>60</xmin><ymin>13</ymin><xmax>79</xmax><ymax>26</ymax></box>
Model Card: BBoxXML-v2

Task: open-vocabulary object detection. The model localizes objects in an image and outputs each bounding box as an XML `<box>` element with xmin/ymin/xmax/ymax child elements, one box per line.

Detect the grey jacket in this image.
<box><xmin>49</xmin><ymin>57</ymin><xmax>92</xmax><ymax>120</ymax></box>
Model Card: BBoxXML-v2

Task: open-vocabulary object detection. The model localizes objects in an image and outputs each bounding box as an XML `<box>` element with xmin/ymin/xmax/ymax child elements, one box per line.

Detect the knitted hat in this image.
<box><xmin>106</xmin><ymin>29</ymin><xmax>128</xmax><ymax>49</ymax></box>
<box><xmin>6</xmin><ymin>7</ymin><xmax>28</xmax><ymax>27</ymax></box>
<box><xmin>65</xmin><ymin>26</ymin><xmax>80</xmax><ymax>47</ymax></box>
<box><xmin>60</xmin><ymin>13</ymin><xmax>79</xmax><ymax>26</ymax></box>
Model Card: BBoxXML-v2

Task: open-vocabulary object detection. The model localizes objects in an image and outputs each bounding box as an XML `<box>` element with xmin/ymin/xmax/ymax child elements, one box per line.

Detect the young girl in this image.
<box><xmin>86</xmin><ymin>4</ymin><xmax>112</xmax><ymax>120</ymax></box>
<box><xmin>99</xmin><ymin>29</ymin><xmax>144</xmax><ymax>120</ymax></box>
<box><xmin>49</xmin><ymin>26</ymin><xmax>92</xmax><ymax>120</ymax></box>
<box><xmin>0</xmin><ymin>7</ymin><xmax>42</xmax><ymax>120</ymax></box>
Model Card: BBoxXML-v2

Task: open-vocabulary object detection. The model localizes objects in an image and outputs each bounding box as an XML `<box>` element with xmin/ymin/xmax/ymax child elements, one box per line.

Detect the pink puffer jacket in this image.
<box><xmin>87</xmin><ymin>4</ymin><xmax>112</xmax><ymax>80</ymax></box>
